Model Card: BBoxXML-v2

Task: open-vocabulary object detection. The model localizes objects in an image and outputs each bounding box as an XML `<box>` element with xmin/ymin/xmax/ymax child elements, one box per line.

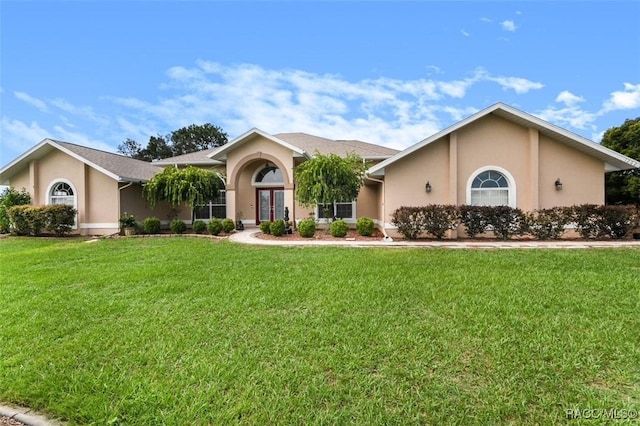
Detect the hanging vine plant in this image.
<box><xmin>143</xmin><ymin>166</ymin><xmax>222</xmax><ymax>208</ymax></box>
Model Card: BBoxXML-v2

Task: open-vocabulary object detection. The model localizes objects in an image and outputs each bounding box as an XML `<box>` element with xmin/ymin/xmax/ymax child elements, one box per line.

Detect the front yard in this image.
<box><xmin>1</xmin><ymin>238</ymin><xmax>638</xmax><ymax>424</ymax></box>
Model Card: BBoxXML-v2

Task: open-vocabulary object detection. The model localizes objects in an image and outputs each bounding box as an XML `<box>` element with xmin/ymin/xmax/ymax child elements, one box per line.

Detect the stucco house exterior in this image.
<box><xmin>1</xmin><ymin>103</ymin><xmax>639</xmax><ymax>237</ymax></box>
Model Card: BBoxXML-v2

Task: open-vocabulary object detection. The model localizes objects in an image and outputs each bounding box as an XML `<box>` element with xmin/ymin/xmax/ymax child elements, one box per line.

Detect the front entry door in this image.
<box><xmin>257</xmin><ymin>188</ymin><xmax>285</xmax><ymax>223</ymax></box>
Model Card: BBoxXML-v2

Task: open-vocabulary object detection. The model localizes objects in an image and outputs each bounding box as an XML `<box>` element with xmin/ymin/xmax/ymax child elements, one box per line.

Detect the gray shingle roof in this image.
<box><xmin>154</xmin><ymin>148</ymin><xmax>221</xmax><ymax>166</ymax></box>
<box><xmin>275</xmin><ymin>133</ymin><xmax>399</xmax><ymax>158</ymax></box>
<box><xmin>53</xmin><ymin>140</ymin><xmax>164</xmax><ymax>182</ymax></box>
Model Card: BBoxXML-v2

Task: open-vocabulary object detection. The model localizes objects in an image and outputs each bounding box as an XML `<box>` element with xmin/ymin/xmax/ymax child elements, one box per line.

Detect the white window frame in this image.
<box><xmin>252</xmin><ymin>165</ymin><xmax>284</xmax><ymax>187</ymax></box>
<box><xmin>46</xmin><ymin>179</ymin><xmax>78</xmax><ymax>229</ymax></box>
<box><xmin>316</xmin><ymin>200</ymin><xmax>356</xmax><ymax>223</ymax></box>
<box><xmin>466</xmin><ymin>166</ymin><xmax>516</xmax><ymax>208</ymax></box>
<box><xmin>193</xmin><ymin>190</ymin><xmax>227</xmax><ymax>221</ymax></box>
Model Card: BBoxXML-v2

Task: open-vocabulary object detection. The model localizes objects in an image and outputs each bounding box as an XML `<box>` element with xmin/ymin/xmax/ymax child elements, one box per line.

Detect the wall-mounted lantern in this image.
<box><xmin>555</xmin><ymin>178</ymin><xmax>563</xmax><ymax>191</ymax></box>
<box><xmin>425</xmin><ymin>181</ymin><xmax>432</xmax><ymax>193</ymax></box>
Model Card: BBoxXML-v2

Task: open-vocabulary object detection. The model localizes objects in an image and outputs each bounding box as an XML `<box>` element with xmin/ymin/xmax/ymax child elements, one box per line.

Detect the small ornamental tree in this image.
<box><xmin>143</xmin><ymin>166</ymin><xmax>222</xmax><ymax>209</ymax></box>
<box><xmin>294</xmin><ymin>152</ymin><xmax>365</xmax><ymax>217</ymax></box>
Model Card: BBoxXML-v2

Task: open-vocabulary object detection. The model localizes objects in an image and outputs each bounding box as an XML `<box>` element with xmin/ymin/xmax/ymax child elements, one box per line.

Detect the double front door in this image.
<box><xmin>257</xmin><ymin>188</ymin><xmax>285</xmax><ymax>224</ymax></box>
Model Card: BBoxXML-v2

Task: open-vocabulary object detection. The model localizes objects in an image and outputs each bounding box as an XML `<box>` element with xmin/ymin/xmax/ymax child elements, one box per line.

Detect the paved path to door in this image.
<box><xmin>229</xmin><ymin>230</ymin><xmax>640</xmax><ymax>248</ymax></box>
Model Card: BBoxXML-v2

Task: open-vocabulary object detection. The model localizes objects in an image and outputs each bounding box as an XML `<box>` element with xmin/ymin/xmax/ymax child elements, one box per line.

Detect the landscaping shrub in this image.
<box><xmin>421</xmin><ymin>204</ymin><xmax>459</xmax><ymax>239</ymax></box>
<box><xmin>598</xmin><ymin>205</ymin><xmax>637</xmax><ymax>239</ymax></box>
<box><xmin>569</xmin><ymin>204</ymin><xmax>601</xmax><ymax>239</ymax></box>
<box><xmin>142</xmin><ymin>217</ymin><xmax>162</xmax><ymax>234</ymax></box>
<box><xmin>208</xmin><ymin>218</ymin><xmax>223</xmax><ymax>235</ymax></box>
<box><xmin>270</xmin><ymin>219</ymin><xmax>286</xmax><ymax>237</ymax></box>
<box><xmin>459</xmin><ymin>205</ymin><xmax>490</xmax><ymax>238</ymax></box>
<box><xmin>0</xmin><ymin>187</ymin><xmax>31</xmax><ymax>233</ymax></box>
<box><xmin>170</xmin><ymin>219</ymin><xmax>186</xmax><ymax>234</ymax></box>
<box><xmin>222</xmin><ymin>218</ymin><xmax>235</xmax><ymax>233</ymax></box>
<box><xmin>298</xmin><ymin>218</ymin><xmax>316</xmax><ymax>238</ymax></box>
<box><xmin>43</xmin><ymin>204</ymin><xmax>76</xmax><ymax>236</ymax></box>
<box><xmin>192</xmin><ymin>220</ymin><xmax>206</xmax><ymax>234</ymax></box>
<box><xmin>7</xmin><ymin>204</ymin><xmax>76</xmax><ymax>236</ymax></box>
<box><xmin>356</xmin><ymin>217</ymin><xmax>375</xmax><ymax>236</ymax></box>
<box><xmin>526</xmin><ymin>207</ymin><xmax>569</xmax><ymax>240</ymax></box>
<box><xmin>391</xmin><ymin>206</ymin><xmax>424</xmax><ymax>239</ymax></box>
<box><xmin>259</xmin><ymin>221</ymin><xmax>272</xmax><ymax>234</ymax></box>
<box><xmin>330</xmin><ymin>219</ymin><xmax>349</xmax><ymax>237</ymax></box>
<box><xmin>485</xmin><ymin>206</ymin><xmax>527</xmax><ymax>240</ymax></box>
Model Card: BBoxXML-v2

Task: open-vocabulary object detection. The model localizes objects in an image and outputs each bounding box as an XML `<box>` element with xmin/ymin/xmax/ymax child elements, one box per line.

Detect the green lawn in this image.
<box><xmin>1</xmin><ymin>238</ymin><xmax>639</xmax><ymax>425</ymax></box>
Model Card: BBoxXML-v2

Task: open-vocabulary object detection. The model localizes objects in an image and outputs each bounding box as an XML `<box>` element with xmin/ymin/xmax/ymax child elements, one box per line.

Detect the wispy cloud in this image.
<box><xmin>461</xmin><ymin>29</ymin><xmax>470</xmax><ymax>37</ymax></box>
<box><xmin>14</xmin><ymin>92</ymin><xmax>48</xmax><ymax>112</ymax></box>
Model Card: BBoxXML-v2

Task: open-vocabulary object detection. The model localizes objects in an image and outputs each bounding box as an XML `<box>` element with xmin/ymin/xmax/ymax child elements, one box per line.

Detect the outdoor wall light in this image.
<box><xmin>425</xmin><ymin>181</ymin><xmax>432</xmax><ymax>193</ymax></box>
<box><xmin>555</xmin><ymin>178</ymin><xmax>563</xmax><ymax>191</ymax></box>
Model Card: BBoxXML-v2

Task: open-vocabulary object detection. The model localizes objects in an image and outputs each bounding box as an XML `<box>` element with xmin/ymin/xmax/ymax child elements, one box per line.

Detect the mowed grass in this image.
<box><xmin>0</xmin><ymin>238</ymin><xmax>639</xmax><ymax>425</ymax></box>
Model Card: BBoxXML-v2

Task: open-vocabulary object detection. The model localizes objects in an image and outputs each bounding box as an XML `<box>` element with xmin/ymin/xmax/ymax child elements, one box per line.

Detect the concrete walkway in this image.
<box><xmin>229</xmin><ymin>229</ymin><xmax>640</xmax><ymax>249</ymax></box>
<box><xmin>0</xmin><ymin>404</ymin><xmax>64</xmax><ymax>426</ymax></box>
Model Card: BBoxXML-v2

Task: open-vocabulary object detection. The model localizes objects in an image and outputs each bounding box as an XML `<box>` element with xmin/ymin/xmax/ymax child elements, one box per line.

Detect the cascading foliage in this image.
<box><xmin>143</xmin><ymin>166</ymin><xmax>222</xmax><ymax>208</ymax></box>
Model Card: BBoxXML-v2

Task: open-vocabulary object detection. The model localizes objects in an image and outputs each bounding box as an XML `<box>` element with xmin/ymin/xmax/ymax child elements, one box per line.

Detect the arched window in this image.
<box><xmin>49</xmin><ymin>181</ymin><xmax>75</xmax><ymax>206</ymax></box>
<box><xmin>468</xmin><ymin>168</ymin><xmax>515</xmax><ymax>207</ymax></box>
<box><xmin>253</xmin><ymin>165</ymin><xmax>284</xmax><ymax>186</ymax></box>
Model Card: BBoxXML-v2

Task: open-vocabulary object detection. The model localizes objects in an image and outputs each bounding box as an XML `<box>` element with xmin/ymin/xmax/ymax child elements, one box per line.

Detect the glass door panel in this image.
<box><xmin>274</xmin><ymin>190</ymin><xmax>285</xmax><ymax>220</ymax></box>
<box><xmin>259</xmin><ymin>190</ymin><xmax>271</xmax><ymax>222</ymax></box>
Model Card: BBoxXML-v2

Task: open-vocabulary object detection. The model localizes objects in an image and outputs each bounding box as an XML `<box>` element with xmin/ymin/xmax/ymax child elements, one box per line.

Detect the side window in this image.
<box><xmin>467</xmin><ymin>168</ymin><xmax>515</xmax><ymax>207</ymax></box>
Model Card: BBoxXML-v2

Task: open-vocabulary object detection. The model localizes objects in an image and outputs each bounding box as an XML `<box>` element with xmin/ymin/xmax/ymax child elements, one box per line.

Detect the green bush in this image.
<box><xmin>485</xmin><ymin>206</ymin><xmax>527</xmax><ymax>240</ymax></box>
<box><xmin>142</xmin><ymin>217</ymin><xmax>162</xmax><ymax>234</ymax></box>
<box><xmin>421</xmin><ymin>205</ymin><xmax>459</xmax><ymax>239</ymax></box>
<box><xmin>44</xmin><ymin>204</ymin><xmax>76</xmax><ymax>236</ymax></box>
<box><xmin>298</xmin><ymin>218</ymin><xmax>316</xmax><ymax>238</ymax></box>
<box><xmin>526</xmin><ymin>207</ymin><xmax>568</xmax><ymax>240</ymax></box>
<box><xmin>597</xmin><ymin>205</ymin><xmax>637</xmax><ymax>239</ymax></box>
<box><xmin>270</xmin><ymin>219</ymin><xmax>286</xmax><ymax>237</ymax></box>
<box><xmin>208</xmin><ymin>218</ymin><xmax>223</xmax><ymax>235</ymax></box>
<box><xmin>192</xmin><ymin>220</ymin><xmax>207</xmax><ymax>234</ymax></box>
<box><xmin>459</xmin><ymin>205</ymin><xmax>490</xmax><ymax>238</ymax></box>
<box><xmin>391</xmin><ymin>206</ymin><xmax>424</xmax><ymax>239</ymax></box>
<box><xmin>330</xmin><ymin>219</ymin><xmax>349</xmax><ymax>237</ymax></box>
<box><xmin>222</xmin><ymin>218</ymin><xmax>235</xmax><ymax>233</ymax></box>
<box><xmin>7</xmin><ymin>204</ymin><xmax>76</xmax><ymax>236</ymax></box>
<box><xmin>356</xmin><ymin>217</ymin><xmax>375</xmax><ymax>236</ymax></box>
<box><xmin>170</xmin><ymin>219</ymin><xmax>186</xmax><ymax>234</ymax></box>
<box><xmin>259</xmin><ymin>221</ymin><xmax>272</xmax><ymax>234</ymax></box>
<box><xmin>569</xmin><ymin>204</ymin><xmax>601</xmax><ymax>239</ymax></box>
<box><xmin>0</xmin><ymin>187</ymin><xmax>31</xmax><ymax>234</ymax></box>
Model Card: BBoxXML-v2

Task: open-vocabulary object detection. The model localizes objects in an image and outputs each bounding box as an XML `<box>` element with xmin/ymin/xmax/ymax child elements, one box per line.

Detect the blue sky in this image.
<box><xmin>1</xmin><ymin>1</ymin><xmax>639</xmax><ymax>167</ymax></box>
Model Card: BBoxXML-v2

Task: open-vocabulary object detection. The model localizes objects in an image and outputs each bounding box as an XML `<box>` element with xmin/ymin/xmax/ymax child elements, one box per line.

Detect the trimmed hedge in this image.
<box><xmin>222</xmin><ymin>218</ymin><xmax>235</xmax><ymax>233</ymax></box>
<box><xmin>356</xmin><ymin>217</ymin><xmax>375</xmax><ymax>236</ymax></box>
<box><xmin>7</xmin><ymin>204</ymin><xmax>76</xmax><ymax>236</ymax></box>
<box><xmin>142</xmin><ymin>217</ymin><xmax>162</xmax><ymax>234</ymax></box>
<box><xmin>391</xmin><ymin>204</ymin><xmax>639</xmax><ymax>240</ymax></box>
<box><xmin>330</xmin><ymin>219</ymin><xmax>349</xmax><ymax>238</ymax></box>
<box><xmin>170</xmin><ymin>219</ymin><xmax>186</xmax><ymax>234</ymax></box>
<box><xmin>192</xmin><ymin>220</ymin><xmax>207</xmax><ymax>234</ymax></box>
<box><xmin>208</xmin><ymin>218</ymin><xmax>223</xmax><ymax>236</ymax></box>
<box><xmin>270</xmin><ymin>219</ymin><xmax>286</xmax><ymax>237</ymax></box>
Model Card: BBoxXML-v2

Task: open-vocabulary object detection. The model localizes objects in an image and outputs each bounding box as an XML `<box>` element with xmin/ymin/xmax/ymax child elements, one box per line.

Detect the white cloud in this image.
<box><xmin>106</xmin><ymin>62</ymin><xmax>547</xmax><ymax>149</ymax></box>
<box><xmin>555</xmin><ymin>90</ymin><xmax>585</xmax><ymax>107</ymax></box>
<box><xmin>602</xmin><ymin>82</ymin><xmax>640</xmax><ymax>111</ymax></box>
<box><xmin>0</xmin><ymin>117</ymin><xmax>50</xmax><ymax>163</ymax></box>
<box><xmin>461</xmin><ymin>29</ymin><xmax>470</xmax><ymax>37</ymax></box>
<box><xmin>481</xmin><ymin>17</ymin><xmax>492</xmax><ymax>23</ymax></box>
<box><xmin>536</xmin><ymin>106</ymin><xmax>597</xmax><ymax>131</ymax></box>
<box><xmin>501</xmin><ymin>20</ymin><xmax>517</xmax><ymax>32</ymax></box>
<box><xmin>14</xmin><ymin>91</ymin><xmax>48</xmax><ymax>112</ymax></box>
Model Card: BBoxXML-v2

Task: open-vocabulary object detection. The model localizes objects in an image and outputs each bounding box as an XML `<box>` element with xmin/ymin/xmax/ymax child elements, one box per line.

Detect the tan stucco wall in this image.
<box><xmin>538</xmin><ymin>135</ymin><xmax>604</xmax><ymax>207</ymax></box>
<box><xmin>381</xmin><ymin>114</ymin><xmax>608</xmax><ymax>234</ymax></box>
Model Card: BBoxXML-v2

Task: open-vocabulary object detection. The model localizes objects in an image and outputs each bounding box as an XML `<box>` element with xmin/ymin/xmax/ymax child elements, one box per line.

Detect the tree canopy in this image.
<box><xmin>118</xmin><ymin>123</ymin><xmax>228</xmax><ymax>162</ymax></box>
<box><xmin>294</xmin><ymin>152</ymin><xmax>366</xmax><ymax>211</ymax></box>
<box><xmin>601</xmin><ymin>116</ymin><xmax>640</xmax><ymax>204</ymax></box>
<box><xmin>143</xmin><ymin>166</ymin><xmax>222</xmax><ymax>209</ymax></box>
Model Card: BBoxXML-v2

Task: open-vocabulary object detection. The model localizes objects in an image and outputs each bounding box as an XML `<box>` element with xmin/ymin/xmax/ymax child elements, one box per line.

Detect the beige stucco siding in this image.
<box><xmin>455</xmin><ymin>115</ymin><xmax>530</xmax><ymax>208</ymax></box>
<box><xmin>384</xmin><ymin>137</ymin><xmax>450</xmax><ymax>219</ymax></box>
<box><xmin>538</xmin><ymin>135</ymin><xmax>604</xmax><ymax>207</ymax></box>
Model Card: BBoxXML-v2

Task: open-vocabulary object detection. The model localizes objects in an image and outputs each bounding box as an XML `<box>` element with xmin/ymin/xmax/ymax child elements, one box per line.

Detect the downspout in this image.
<box><xmin>118</xmin><ymin>181</ymin><xmax>134</xmax><ymax>216</ymax></box>
<box><xmin>364</xmin><ymin>172</ymin><xmax>393</xmax><ymax>241</ymax></box>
